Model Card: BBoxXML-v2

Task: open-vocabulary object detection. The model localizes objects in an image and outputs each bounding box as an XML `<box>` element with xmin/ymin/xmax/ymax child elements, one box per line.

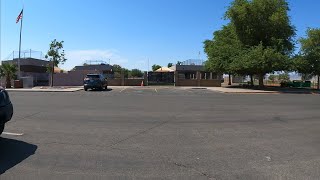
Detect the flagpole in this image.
<box><xmin>18</xmin><ymin>9</ymin><xmax>23</xmax><ymax>79</ymax></box>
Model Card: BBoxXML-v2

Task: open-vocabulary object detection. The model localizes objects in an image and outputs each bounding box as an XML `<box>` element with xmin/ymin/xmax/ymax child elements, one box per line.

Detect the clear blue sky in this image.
<box><xmin>1</xmin><ymin>0</ymin><xmax>319</xmax><ymax>71</ymax></box>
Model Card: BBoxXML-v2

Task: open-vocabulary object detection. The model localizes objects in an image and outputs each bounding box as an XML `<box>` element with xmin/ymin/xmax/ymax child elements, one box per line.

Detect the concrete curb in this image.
<box><xmin>6</xmin><ymin>88</ymin><xmax>83</xmax><ymax>92</ymax></box>
<box><xmin>221</xmin><ymin>91</ymin><xmax>280</xmax><ymax>94</ymax></box>
<box><xmin>216</xmin><ymin>90</ymin><xmax>319</xmax><ymax>94</ymax></box>
<box><xmin>205</xmin><ymin>87</ymin><xmax>319</xmax><ymax>94</ymax></box>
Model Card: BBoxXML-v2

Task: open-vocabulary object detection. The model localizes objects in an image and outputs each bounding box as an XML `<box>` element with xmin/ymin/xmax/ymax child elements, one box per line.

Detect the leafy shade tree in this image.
<box><xmin>234</xmin><ymin>43</ymin><xmax>290</xmax><ymax>86</ymax></box>
<box><xmin>111</xmin><ymin>64</ymin><xmax>132</xmax><ymax>78</ymax></box>
<box><xmin>45</xmin><ymin>39</ymin><xmax>66</xmax><ymax>87</ymax></box>
<box><xmin>204</xmin><ymin>24</ymin><xmax>243</xmax><ymax>85</ymax></box>
<box><xmin>0</xmin><ymin>63</ymin><xmax>17</xmax><ymax>88</ymax></box>
<box><xmin>122</xmin><ymin>68</ymin><xmax>131</xmax><ymax>78</ymax></box>
<box><xmin>226</xmin><ymin>0</ymin><xmax>295</xmax><ymax>86</ymax></box>
<box><xmin>167</xmin><ymin>63</ymin><xmax>173</xmax><ymax>68</ymax></box>
<box><xmin>152</xmin><ymin>64</ymin><xmax>161</xmax><ymax>72</ymax></box>
<box><xmin>131</xmin><ymin>69</ymin><xmax>144</xmax><ymax>78</ymax></box>
<box><xmin>296</xmin><ymin>28</ymin><xmax>320</xmax><ymax>89</ymax></box>
<box><xmin>229</xmin><ymin>47</ymin><xmax>258</xmax><ymax>85</ymax></box>
<box><xmin>278</xmin><ymin>73</ymin><xmax>290</xmax><ymax>82</ymax></box>
<box><xmin>268</xmin><ymin>74</ymin><xmax>277</xmax><ymax>83</ymax></box>
<box><xmin>112</xmin><ymin>64</ymin><xmax>122</xmax><ymax>72</ymax></box>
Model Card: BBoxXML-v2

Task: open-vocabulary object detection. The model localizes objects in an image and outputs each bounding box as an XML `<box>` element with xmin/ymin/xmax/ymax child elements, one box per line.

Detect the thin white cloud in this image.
<box><xmin>60</xmin><ymin>49</ymin><xmax>129</xmax><ymax>71</ymax></box>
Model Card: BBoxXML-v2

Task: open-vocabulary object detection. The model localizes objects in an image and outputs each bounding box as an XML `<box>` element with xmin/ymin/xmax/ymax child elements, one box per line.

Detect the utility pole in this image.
<box><xmin>17</xmin><ymin>9</ymin><xmax>24</xmax><ymax>79</ymax></box>
<box><xmin>147</xmin><ymin>58</ymin><xmax>150</xmax><ymax>86</ymax></box>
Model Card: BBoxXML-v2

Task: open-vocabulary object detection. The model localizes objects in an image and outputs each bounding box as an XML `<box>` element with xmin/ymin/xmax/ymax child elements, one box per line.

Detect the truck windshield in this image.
<box><xmin>86</xmin><ymin>75</ymin><xmax>100</xmax><ymax>79</ymax></box>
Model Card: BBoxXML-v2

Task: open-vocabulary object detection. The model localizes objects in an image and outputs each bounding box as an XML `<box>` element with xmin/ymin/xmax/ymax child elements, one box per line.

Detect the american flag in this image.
<box><xmin>16</xmin><ymin>9</ymin><xmax>23</xmax><ymax>24</ymax></box>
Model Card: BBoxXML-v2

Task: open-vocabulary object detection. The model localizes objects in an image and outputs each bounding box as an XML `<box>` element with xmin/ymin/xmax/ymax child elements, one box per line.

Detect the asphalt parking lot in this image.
<box><xmin>1</xmin><ymin>87</ymin><xmax>320</xmax><ymax>180</ymax></box>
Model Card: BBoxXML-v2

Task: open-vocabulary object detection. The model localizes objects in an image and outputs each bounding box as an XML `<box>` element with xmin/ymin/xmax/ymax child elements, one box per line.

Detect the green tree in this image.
<box><xmin>45</xmin><ymin>39</ymin><xmax>66</xmax><ymax>87</ymax></box>
<box><xmin>204</xmin><ymin>24</ymin><xmax>243</xmax><ymax>85</ymax></box>
<box><xmin>226</xmin><ymin>0</ymin><xmax>295</xmax><ymax>86</ymax></box>
<box><xmin>0</xmin><ymin>63</ymin><xmax>17</xmax><ymax>88</ymax></box>
<box><xmin>238</xmin><ymin>43</ymin><xmax>289</xmax><ymax>85</ymax></box>
<box><xmin>46</xmin><ymin>64</ymin><xmax>53</xmax><ymax>73</ymax></box>
<box><xmin>112</xmin><ymin>64</ymin><xmax>122</xmax><ymax>72</ymax></box>
<box><xmin>167</xmin><ymin>63</ymin><xmax>173</xmax><ymax>68</ymax></box>
<box><xmin>229</xmin><ymin>50</ymin><xmax>256</xmax><ymax>85</ymax></box>
<box><xmin>122</xmin><ymin>68</ymin><xmax>130</xmax><ymax>78</ymax></box>
<box><xmin>111</xmin><ymin>65</ymin><xmax>132</xmax><ymax>78</ymax></box>
<box><xmin>131</xmin><ymin>69</ymin><xmax>144</xmax><ymax>78</ymax></box>
<box><xmin>278</xmin><ymin>73</ymin><xmax>290</xmax><ymax>82</ymax></box>
<box><xmin>152</xmin><ymin>64</ymin><xmax>161</xmax><ymax>71</ymax></box>
<box><xmin>268</xmin><ymin>74</ymin><xmax>278</xmax><ymax>83</ymax></box>
<box><xmin>296</xmin><ymin>28</ymin><xmax>320</xmax><ymax>89</ymax></box>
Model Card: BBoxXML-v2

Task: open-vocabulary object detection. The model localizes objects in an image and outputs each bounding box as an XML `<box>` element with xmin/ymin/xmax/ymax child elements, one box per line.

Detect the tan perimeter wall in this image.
<box><xmin>108</xmin><ymin>79</ymin><xmax>122</xmax><ymax>86</ymax></box>
<box><xmin>175</xmin><ymin>79</ymin><xmax>221</xmax><ymax>87</ymax></box>
<box><xmin>125</xmin><ymin>79</ymin><xmax>145</xmax><ymax>86</ymax></box>
<box><xmin>199</xmin><ymin>80</ymin><xmax>221</xmax><ymax>87</ymax></box>
<box><xmin>53</xmin><ymin>71</ymin><xmax>96</xmax><ymax>86</ymax></box>
<box><xmin>52</xmin><ymin>70</ymin><xmax>220</xmax><ymax>87</ymax></box>
<box><xmin>53</xmin><ymin>71</ymin><xmax>146</xmax><ymax>86</ymax></box>
<box><xmin>176</xmin><ymin>79</ymin><xmax>198</xmax><ymax>86</ymax></box>
<box><xmin>108</xmin><ymin>79</ymin><xmax>145</xmax><ymax>86</ymax></box>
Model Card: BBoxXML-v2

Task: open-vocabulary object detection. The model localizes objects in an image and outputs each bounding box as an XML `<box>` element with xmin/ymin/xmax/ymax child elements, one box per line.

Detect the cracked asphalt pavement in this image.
<box><xmin>1</xmin><ymin>87</ymin><xmax>320</xmax><ymax>179</ymax></box>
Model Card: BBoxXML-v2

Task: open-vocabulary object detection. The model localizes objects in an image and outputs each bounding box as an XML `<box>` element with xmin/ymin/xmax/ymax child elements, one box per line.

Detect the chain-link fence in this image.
<box><xmin>4</xmin><ymin>50</ymin><xmax>46</xmax><ymax>60</ymax></box>
<box><xmin>179</xmin><ymin>59</ymin><xmax>205</xmax><ymax>66</ymax></box>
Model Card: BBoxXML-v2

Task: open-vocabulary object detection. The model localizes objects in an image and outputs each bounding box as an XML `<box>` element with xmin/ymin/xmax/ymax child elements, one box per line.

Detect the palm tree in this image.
<box><xmin>0</xmin><ymin>63</ymin><xmax>17</xmax><ymax>88</ymax></box>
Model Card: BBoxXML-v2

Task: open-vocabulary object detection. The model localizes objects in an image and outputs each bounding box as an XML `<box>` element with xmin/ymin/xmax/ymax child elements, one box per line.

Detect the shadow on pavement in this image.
<box><xmin>87</xmin><ymin>88</ymin><xmax>113</xmax><ymax>92</ymax></box>
<box><xmin>226</xmin><ymin>85</ymin><xmax>320</xmax><ymax>94</ymax></box>
<box><xmin>0</xmin><ymin>137</ymin><xmax>37</xmax><ymax>174</ymax></box>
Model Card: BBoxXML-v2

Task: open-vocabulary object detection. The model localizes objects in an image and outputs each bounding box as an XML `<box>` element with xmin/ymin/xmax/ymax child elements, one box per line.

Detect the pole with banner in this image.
<box><xmin>16</xmin><ymin>9</ymin><xmax>24</xmax><ymax>79</ymax></box>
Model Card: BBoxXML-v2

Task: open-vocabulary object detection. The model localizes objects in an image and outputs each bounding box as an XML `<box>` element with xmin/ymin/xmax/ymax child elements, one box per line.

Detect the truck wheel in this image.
<box><xmin>84</xmin><ymin>88</ymin><xmax>88</xmax><ymax>91</ymax></box>
<box><xmin>0</xmin><ymin>124</ymin><xmax>4</xmax><ymax>135</ymax></box>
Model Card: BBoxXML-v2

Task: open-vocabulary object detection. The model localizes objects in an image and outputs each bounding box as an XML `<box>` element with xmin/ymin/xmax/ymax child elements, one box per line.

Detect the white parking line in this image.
<box><xmin>155</xmin><ymin>88</ymin><xmax>158</xmax><ymax>93</ymax></box>
<box><xmin>120</xmin><ymin>88</ymin><xmax>127</xmax><ymax>93</ymax></box>
<box><xmin>2</xmin><ymin>132</ymin><xmax>24</xmax><ymax>136</ymax></box>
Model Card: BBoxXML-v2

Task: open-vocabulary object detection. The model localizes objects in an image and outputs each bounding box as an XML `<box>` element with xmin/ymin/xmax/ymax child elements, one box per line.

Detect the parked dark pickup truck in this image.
<box><xmin>0</xmin><ymin>87</ymin><xmax>13</xmax><ymax>135</ymax></box>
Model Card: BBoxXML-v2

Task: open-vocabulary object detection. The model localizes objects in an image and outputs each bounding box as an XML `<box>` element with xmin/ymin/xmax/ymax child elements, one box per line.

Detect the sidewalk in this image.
<box><xmin>112</xmin><ymin>86</ymin><xmax>281</xmax><ymax>93</ymax></box>
<box><xmin>6</xmin><ymin>86</ymin><xmax>83</xmax><ymax>92</ymax></box>
<box><xmin>206</xmin><ymin>87</ymin><xmax>319</xmax><ymax>94</ymax></box>
<box><xmin>206</xmin><ymin>87</ymin><xmax>278</xmax><ymax>94</ymax></box>
<box><xmin>6</xmin><ymin>86</ymin><xmax>319</xmax><ymax>94</ymax></box>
